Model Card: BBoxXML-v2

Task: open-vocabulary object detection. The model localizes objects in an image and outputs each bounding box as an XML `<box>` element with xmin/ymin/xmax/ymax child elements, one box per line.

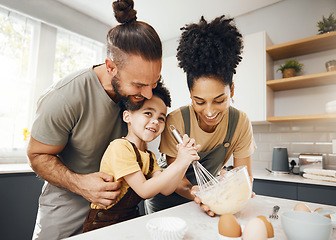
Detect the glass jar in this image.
<box><xmin>325</xmin><ymin>60</ymin><xmax>336</xmax><ymax>72</ymax></box>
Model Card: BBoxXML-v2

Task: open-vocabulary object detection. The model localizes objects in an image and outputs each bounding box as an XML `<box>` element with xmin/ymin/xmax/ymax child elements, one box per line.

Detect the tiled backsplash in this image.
<box><xmin>252</xmin><ymin>122</ymin><xmax>336</xmax><ymax>171</ymax></box>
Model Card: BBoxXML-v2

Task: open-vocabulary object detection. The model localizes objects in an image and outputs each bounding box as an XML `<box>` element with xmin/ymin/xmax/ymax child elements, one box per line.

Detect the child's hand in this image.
<box><xmin>176</xmin><ymin>134</ymin><xmax>200</xmax><ymax>165</ymax></box>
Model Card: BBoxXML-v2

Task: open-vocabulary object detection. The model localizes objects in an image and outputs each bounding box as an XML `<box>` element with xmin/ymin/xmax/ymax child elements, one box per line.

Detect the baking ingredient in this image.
<box><xmin>293</xmin><ymin>202</ymin><xmax>311</xmax><ymax>212</ymax></box>
<box><xmin>242</xmin><ymin>218</ymin><xmax>267</xmax><ymax>240</ymax></box>
<box><xmin>218</xmin><ymin>213</ymin><xmax>242</xmax><ymax>237</ymax></box>
<box><xmin>314</xmin><ymin>208</ymin><xmax>331</xmax><ymax>219</ymax></box>
<box><xmin>197</xmin><ymin>166</ymin><xmax>251</xmax><ymax>214</ymax></box>
<box><xmin>257</xmin><ymin>215</ymin><xmax>274</xmax><ymax>238</ymax></box>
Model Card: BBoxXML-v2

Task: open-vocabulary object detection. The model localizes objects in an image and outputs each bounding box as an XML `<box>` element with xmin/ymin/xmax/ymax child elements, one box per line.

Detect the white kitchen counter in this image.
<box><xmin>65</xmin><ymin>195</ymin><xmax>336</xmax><ymax>240</ymax></box>
<box><xmin>253</xmin><ymin>169</ymin><xmax>336</xmax><ymax>187</ymax></box>
<box><xmin>0</xmin><ymin>163</ymin><xmax>33</xmax><ymax>174</ymax></box>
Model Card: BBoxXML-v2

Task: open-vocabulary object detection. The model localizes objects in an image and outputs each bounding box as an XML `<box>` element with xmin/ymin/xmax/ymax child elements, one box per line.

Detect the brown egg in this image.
<box><xmin>314</xmin><ymin>207</ymin><xmax>331</xmax><ymax>219</ymax></box>
<box><xmin>242</xmin><ymin>218</ymin><xmax>268</xmax><ymax>240</ymax></box>
<box><xmin>218</xmin><ymin>213</ymin><xmax>242</xmax><ymax>237</ymax></box>
<box><xmin>257</xmin><ymin>215</ymin><xmax>274</xmax><ymax>238</ymax></box>
<box><xmin>293</xmin><ymin>202</ymin><xmax>311</xmax><ymax>212</ymax></box>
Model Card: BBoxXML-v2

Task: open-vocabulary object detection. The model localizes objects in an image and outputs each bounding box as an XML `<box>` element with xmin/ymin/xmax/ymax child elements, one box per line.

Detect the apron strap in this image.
<box><xmin>180</xmin><ymin>105</ymin><xmax>191</xmax><ymax>136</ymax></box>
<box><xmin>180</xmin><ymin>105</ymin><xmax>240</xmax><ymax>147</ymax></box>
<box><xmin>127</xmin><ymin>140</ymin><xmax>154</xmax><ymax>179</ymax></box>
<box><xmin>222</xmin><ymin>106</ymin><xmax>240</xmax><ymax>148</ymax></box>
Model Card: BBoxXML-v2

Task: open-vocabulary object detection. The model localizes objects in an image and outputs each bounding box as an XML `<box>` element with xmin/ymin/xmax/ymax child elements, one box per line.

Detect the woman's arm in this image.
<box><xmin>234</xmin><ymin>156</ymin><xmax>253</xmax><ymax>184</ymax></box>
<box><xmin>234</xmin><ymin>155</ymin><xmax>255</xmax><ymax>198</ymax></box>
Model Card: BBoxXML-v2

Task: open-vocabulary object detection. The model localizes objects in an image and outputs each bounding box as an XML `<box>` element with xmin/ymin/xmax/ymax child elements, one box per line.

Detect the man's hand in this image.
<box><xmin>190</xmin><ymin>185</ymin><xmax>215</xmax><ymax>217</ymax></box>
<box><xmin>75</xmin><ymin>172</ymin><xmax>121</xmax><ymax>208</ymax></box>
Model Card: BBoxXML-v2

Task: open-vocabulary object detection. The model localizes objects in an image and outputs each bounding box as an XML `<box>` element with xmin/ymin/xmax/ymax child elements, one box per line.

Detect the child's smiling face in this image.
<box><xmin>123</xmin><ymin>95</ymin><xmax>167</xmax><ymax>143</ymax></box>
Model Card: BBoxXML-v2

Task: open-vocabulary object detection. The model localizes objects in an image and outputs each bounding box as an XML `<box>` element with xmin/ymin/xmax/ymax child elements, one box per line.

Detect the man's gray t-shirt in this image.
<box><xmin>31</xmin><ymin>66</ymin><xmax>127</xmax><ymax>174</ymax></box>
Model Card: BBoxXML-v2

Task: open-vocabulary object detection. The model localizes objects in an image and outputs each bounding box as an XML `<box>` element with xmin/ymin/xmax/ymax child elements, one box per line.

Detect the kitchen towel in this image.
<box><xmin>303</xmin><ymin>173</ymin><xmax>336</xmax><ymax>183</ymax></box>
<box><xmin>303</xmin><ymin>168</ymin><xmax>336</xmax><ymax>178</ymax></box>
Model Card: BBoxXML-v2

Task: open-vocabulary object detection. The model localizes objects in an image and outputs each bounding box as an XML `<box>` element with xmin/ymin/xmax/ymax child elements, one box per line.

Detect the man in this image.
<box><xmin>27</xmin><ymin>0</ymin><xmax>163</xmax><ymax>239</ymax></box>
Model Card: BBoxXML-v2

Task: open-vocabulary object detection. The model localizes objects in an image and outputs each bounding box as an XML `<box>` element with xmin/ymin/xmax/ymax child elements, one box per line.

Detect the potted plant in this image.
<box><xmin>277</xmin><ymin>59</ymin><xmax>303</xmax><ymax>78</ymax></box>
<box><xmin>317</xmin><ymin>13</ymin><xmax>336</xmax><ymax>34</ymax></box>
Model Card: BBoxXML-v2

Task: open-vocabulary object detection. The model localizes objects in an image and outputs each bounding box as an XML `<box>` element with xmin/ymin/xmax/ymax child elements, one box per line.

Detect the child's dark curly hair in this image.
<box><xmin>176</xmin><ymin>15</ymin><xmax>243</xmax><ymax>90</ymax></box>
<box><xmin>152</xmin><ymin>79</ymin><xmax>171</xmax><ymax>108</ymax></box>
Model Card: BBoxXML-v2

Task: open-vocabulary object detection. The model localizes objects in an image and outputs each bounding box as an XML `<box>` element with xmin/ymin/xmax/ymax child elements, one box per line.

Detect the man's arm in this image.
<box><xmin>27</xmin><ymin>137</ymin><xmax>121</xmax><ymax>208</ymax></box>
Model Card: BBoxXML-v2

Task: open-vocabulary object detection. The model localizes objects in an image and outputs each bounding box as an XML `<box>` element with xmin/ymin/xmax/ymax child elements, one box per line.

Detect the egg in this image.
<box><xmin>218</xmin><ymin>213</ymin><xmax>242</xmax><ymax>237</ymax></box>
<box><xmin>257</xmin><ymin>215</ymin><xmax>274</xmax><ymax>238</ymax></box>
<box><xmin>242</xmin><ymin>217</ymin><xmax>268</xmax><ymax>240</ymax></box>
<box><xmin>314</xmin><ymin>207</ymin><xmax>331</xmax><ymax>219</ymax></box>
<box><xmin>293</xmin><ymin>202</ymin><xmax>311</xmax><ymax>212</ymax></box>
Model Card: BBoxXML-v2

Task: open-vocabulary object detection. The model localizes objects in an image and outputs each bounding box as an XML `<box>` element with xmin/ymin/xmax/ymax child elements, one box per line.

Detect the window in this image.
<box><xmin>0</xmin><ymin>7</ymin><xmax>105</xmax><ymax>164</ymax></box>
<box><xmin>0</xmin><ymin>10</ymin><xmax>35</xmax><ymax>163</ymax></box>
<box><xmin>54</xmin><ymin>29</ymin><xmax>104</xmax><ymax>82</ymax></box>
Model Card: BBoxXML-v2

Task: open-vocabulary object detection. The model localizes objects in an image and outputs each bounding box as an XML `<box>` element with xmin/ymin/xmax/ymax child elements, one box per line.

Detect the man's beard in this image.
<box><xmin>112</xmin><ymin>75</ymin><xmax>145</xmax><ymax>111</ymax></box>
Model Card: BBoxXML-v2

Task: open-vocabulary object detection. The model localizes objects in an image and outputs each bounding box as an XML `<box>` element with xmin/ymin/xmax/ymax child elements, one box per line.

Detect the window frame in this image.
<box><xmin>0</xmin><ymin>8</ymin><xmax>105</xmax><ymax>164</ymax></box>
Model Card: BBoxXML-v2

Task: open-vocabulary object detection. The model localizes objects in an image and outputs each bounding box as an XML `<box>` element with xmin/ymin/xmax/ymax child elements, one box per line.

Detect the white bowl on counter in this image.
<box><xmin>281</xmin><ymin>211</ymin><xmax>332</xmax><ymax>240</ymax></box>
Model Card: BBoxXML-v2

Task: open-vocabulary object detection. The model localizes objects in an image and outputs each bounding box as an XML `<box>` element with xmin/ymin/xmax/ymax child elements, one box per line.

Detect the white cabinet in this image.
<box><xmin>232</xmin><ymin>31</ymin><xmax>274</xmax><ymax>123</ymax></box>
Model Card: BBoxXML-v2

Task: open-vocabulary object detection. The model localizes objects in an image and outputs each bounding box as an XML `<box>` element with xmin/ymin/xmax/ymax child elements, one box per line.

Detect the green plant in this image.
<box><xmin>317</xmin><ymin>13</ymin><xmax>336</xmax><ymax>34</ymax></box>
<box><xmin>277</xmin><ymin>59</ymin><xmax>303</xmax><ymax>73</ymax></box>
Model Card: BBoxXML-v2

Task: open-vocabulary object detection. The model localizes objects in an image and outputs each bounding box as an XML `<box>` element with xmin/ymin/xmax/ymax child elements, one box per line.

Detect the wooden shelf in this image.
<box><xmin>267</xmin><ymin>113</ymin><xmax>336</xmax><ymax>123</ymax></box>
<box><xmin>266</xmin><ymin>31</ymin><xmax>336</xmax><ymax>60</ymax></box>
<box><xmin>267</xmin><ymin>71</ymin><xmax>336</xmax><ymax>91</ymax></box>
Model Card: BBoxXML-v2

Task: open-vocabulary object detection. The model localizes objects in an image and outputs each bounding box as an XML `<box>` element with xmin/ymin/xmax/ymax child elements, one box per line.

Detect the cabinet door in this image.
<box><xmin>0</xmin><ymin>173</ymin><xmax>44</xmax><ymax>240</ymax></box>
<box><xmin>232</xmin><ymin>31</ymin><xmax>274</xmax><ymax>122</ymax></box>
<box><xmin>298</xmin><ymin>184</ymin><xmax>336</xmax><ymax>206</ymax></box>
<box><xmin>253</xmin><ymin>179</ymin><xmax>298</xmax><ymax>200</ymax></box>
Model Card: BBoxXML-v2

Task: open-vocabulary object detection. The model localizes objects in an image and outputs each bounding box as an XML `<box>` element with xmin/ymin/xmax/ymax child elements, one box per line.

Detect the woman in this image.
<box><xmin>145</xmin><ymin>15</ymin><xmax>256</xmax><ymax>216</ymax></box>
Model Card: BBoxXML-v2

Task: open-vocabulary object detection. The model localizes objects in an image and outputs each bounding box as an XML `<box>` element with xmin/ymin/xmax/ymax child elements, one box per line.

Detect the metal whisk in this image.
<box><xmin>169</xmin><ymin>125</ymin><xmax>219</xmax><ymax>192</ymax></box>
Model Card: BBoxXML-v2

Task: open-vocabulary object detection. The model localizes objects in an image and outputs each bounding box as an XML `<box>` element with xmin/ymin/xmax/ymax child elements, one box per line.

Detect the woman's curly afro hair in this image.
<box><xmin>176</xmin><ymin>15</ymin><xmax>243</xmax><ymax>90</ymax></box>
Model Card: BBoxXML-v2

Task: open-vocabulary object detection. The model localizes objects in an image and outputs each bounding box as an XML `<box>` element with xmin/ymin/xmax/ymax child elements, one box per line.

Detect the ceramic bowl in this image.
<box><xmin>281</xmin><ymin>211</ymin><xmax>332</xmax><ymax>240</ymax></box>
<box><xmin>146</xmin><ymin>216</ymin><xmax>188</xmax><ymax>240</ymax></box>
<box><xmin>195</xmin><ymin>166</ymin><xmax>252</xmax><ymax>215</ymax></box>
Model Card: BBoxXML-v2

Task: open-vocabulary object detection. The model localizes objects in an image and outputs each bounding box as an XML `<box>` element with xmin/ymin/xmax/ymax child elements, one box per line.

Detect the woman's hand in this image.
<box><xmin>190</xmin><ymin>185</ymin><xmax>216</xmax><ymax>217</ymax></box>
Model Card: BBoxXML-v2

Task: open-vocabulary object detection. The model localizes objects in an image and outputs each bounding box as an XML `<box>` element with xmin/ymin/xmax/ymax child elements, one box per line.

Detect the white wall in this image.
<box><xmin>155</xmin><ymin>0</ymin><xmax>336</xmax><ymax>162</ymax></box>
<box><xmin>161</xmin><ymin>0</ymin><xmax>336</xmax><ymax>116</ymax></box>
<box><xmin>0</xmin><ymin>0</ymin><xmax>110</xmax><ymax>43</ymax></box>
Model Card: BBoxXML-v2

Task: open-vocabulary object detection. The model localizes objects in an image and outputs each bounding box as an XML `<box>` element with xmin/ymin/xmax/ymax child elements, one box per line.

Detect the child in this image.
<box><xmin>83</xmin><ymin>82</ymin><xmax>200</xmax><ymax>232</ymax></box>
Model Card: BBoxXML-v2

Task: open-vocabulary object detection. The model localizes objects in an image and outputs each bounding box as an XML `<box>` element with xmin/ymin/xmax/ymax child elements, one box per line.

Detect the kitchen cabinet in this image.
<box><xmin>253</xmin><ymin>179</ymin><xmax>336</xmax><ymax>206</ymax></box>
<box><xmin>266</xmin><ymin>31</ymin><xmax>336</xmax><ymax>122</ymax></box>
<box><xmin>233</xmin><ymin>31</ymin><xmax>274</xmax><ymax>122</ymax></box>
<box><xmin>253</xmin><ymin>179</ymin><xmax>297</xmax><ymax>200</ymax></box>
<box><xmin>0</xmin><ymin>172</ymin><xmax>44</xmax><ymax>240</ymax></box>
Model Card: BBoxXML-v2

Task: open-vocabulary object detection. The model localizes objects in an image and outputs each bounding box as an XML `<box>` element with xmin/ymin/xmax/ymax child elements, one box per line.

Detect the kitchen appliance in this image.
<box><xmin>299</xmin><ymin>154</ymin><xmax>324</xmax><ymax>175</ymax></box>
<box><xmin>272</xmin><ymin>147</ymin><xmax>289</xmax><ymax>174</ymax></box>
